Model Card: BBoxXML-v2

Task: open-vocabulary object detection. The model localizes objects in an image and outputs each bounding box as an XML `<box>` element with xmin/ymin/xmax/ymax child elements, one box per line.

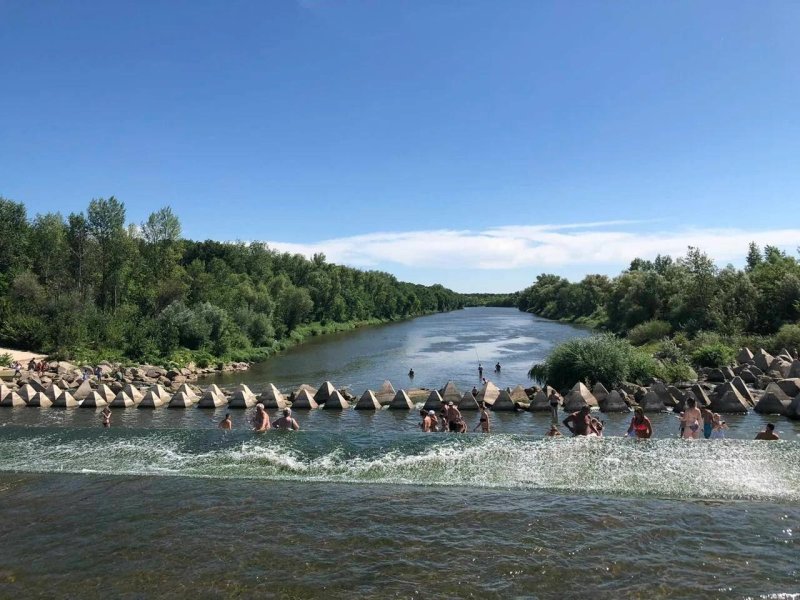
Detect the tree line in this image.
<box><xmin>0</xmin><ymin>196</ymin><xmax>463</xmax><ymax>365</ymax></box>
<box><xmin>515</xmin><ymin>245</ymin><xmax>800</xmax><ymax>364</ymax></box>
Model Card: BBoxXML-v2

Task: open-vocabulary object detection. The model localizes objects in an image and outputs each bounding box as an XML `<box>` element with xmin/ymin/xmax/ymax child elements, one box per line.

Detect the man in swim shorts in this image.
<box><xmin>562</xmin><ymin>406</ymin><xmax>597</xmax><ymax>436</ymax></box>
<box><xmin>444</xmin><ymin>401</ymin><xmax>463</xmax><ymax>432</ymax></box>
<box><xmin>219</xmin><ymin>413</ymin><xmax>232</xmax><ymax>430</ymax></box>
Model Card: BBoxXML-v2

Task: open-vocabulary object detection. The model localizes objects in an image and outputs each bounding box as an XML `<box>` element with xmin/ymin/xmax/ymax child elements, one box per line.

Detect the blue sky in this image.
<box><xmin>1</xmin><ymin>1</ymin><xmax>799</xmax><ymax>292</ymax></box>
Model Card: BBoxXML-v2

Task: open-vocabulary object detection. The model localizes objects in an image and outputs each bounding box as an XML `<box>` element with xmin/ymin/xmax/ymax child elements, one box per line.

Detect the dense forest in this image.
<box><xmin>517</xmin><ymin>245</ymin><xmax>800</xmax><ymax>387</ymax></box>
<box><xmin>0</xmin><ymin>197</ymin><xmax>463</xmax><ymax>366</ymax></box>
<box><xmin>516</xmin><ymin>245</ymin><xmax>800</xmax><ymax>338</ymax></box>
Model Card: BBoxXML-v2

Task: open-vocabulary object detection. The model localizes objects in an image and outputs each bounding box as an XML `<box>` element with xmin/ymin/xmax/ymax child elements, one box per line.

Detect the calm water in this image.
<box><xmin>1</xmin><ymin>308</ymin><xmax>799</xmax><ymax>599</ymax></box>
<box><xmin>213</xmin><ymin>307</ymin><xmax>590</xmax><ymax>392</ymax></box>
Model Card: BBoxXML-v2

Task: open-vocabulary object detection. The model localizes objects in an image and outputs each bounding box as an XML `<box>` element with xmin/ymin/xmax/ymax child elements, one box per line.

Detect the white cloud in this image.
<box><xmin>264</xmin><ymin>222</ymin><xmax>800</xmax><ymax>274</ymax></box>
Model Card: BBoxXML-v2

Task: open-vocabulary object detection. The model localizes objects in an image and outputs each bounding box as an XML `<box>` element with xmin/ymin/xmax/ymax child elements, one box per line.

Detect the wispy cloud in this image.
<box><xmin>264</xmin><ymin>222</ymin><xmax>800</xmax><ymax>273</ymax></box>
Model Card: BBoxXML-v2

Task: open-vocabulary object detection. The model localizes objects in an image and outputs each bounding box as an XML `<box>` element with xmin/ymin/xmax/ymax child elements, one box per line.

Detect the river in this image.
<box><xmin>0</xmin><ymin>308</ymin><xmax>798</xmax><ymax>598</ymax></box>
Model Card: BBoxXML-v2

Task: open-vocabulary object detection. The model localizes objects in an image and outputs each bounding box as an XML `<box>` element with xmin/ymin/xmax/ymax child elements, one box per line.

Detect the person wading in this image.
<box><xmin>273</xmin><ymin>408</ymin><xmax>300</xmax><ymax>430</ymax></box>
<box><xmin>562</xmin><ymin>406</ymin><xmax>599</xmax><ymax>437</ymax></box>
<box><xmin>473</xmin><ymin>403</ymin><xmax>490</xmax><ymax>433</ymax></box>
<box><xmin>253</xmin><ymin>403</ymin><xmax>270</xmax><ymax>432</ymax></box>
<box><xmin>627</xmin><ymin>407</ymin><xmax>652</xmax><ymax>439</ymax></box>
<box><xmin>444</xmin><ymin>401</ymin><xmax>463</xmax><ymax>433</ymax></box>
<box><xmin>755</xmin><ymin>423</ymin><xmax>779</xmax><ymax>440</ymax></box>
<box><xmin>219</xmin><ymin>413</ymin><xmax>232</xmax><ymax>430</ymax></box>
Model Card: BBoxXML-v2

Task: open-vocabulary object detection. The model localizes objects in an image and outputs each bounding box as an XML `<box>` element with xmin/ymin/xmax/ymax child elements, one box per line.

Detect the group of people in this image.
<box><xmin>227</xmin><ymin>404</ymin><xmax>300</xmax><ymax>432</ymax></box>
<box><xmin>419</xmin><ymin>401</ymin><xmax>492</xmax><ymax>433</ymax></box>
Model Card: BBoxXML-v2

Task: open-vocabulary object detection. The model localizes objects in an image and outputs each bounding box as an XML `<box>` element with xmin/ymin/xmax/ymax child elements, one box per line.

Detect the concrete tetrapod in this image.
<box><xmin>258</xmin><ymin>384</ymin><xmax>288</xmax><ymax>410</ymax></box>
<box><xmin>491</xmin><ymin>389</ymin><xmax>517</xmax><ymax>411</ymax></box>
<box><xmin>710</xmin><ymin>382</ymin><xmax>750</xmax><ymax>414</ymax></box>
<box><xmin>139</xmin><ymin>384</ymin><xmax>171</xmax><ymax>408</ymax></box>
<box><xmin>600</xmin><ymin>390</ymin><xmax>630</xmax><ymax>413</ymax></box>
<box><xmin>476</xmin><ymin>381</ymin><xmax>500</xmax><ymax>407</ymax></box>
<box><xmin>387</xmin><ymin>389</ymin><xmax>414</xmax><ymax>410</ymax></box>
<box><xmin>439</xmin><ymin>381</ymin><xmax>462</xmax><ymax>406</ymax></box>
<box><xmin>229</xmin><ymin>384</ymin><xmax>258</xmax><ymax>408</ymax></box>
<box><xmin>96</xmin><ymin>384</ymin><xmax>117</xmax><ymax>405</ymax></box>
<box><xmin>376</xmin><ymin>380</ymin><xmax>396</xmax><ymax>406</ymax></box>
<box><xmin>291</xmin><ymin>388</ymin><xmax>319</xmax><ymax>409</ymax></box>
<box><xmin>322</xmin><ymin>389</ymin><xmax>349</xmax><ymax>409</ymax></box>
<box><xmin>422</xmin><ymin>390</ymin><xmax>444</xmax><ymax>412</ymax></box>
<box><xmin>787</xmin><ymin>395</ymin><xmax>800</xmax><ymax>420</ymax></box>
<box><xmin>44</xmin><ymin>384</ymin><xmax>63</xmax><ymax>403</ymax></box>
<box><xmin>197</xmin><ymin>384</ymin><xmax>228</xmax><ymax>408</ymax></box>
<box><xmin>314</xmin><ymin>381</ymin><xmax>337</xmax><ymax>406</ymax></box>
<box><xmin>355</xmin><ymin>390</ymin><xmax>382</xmax><ymax>410</ymax></box>
<box><xmin>563</xmin><ymin>382</ymin><xmax>599</xmax><ymax>412</ymax></box>
<box><xmin>52</xmin><ymin>390</ymin><xmax>79</xmax><ymax>408</ymax></box>
<box><xmin>509</xmin><ymin>385</ymin><xmax>529</xmax><ymax>404</ymax></box>
<box><xmin>169</xmin><ymin>391</ymin><xmax>196</xmax><ymax>408</ymax></box>
<box><xmin>17</xmin><ymin>384</ymin><xmax>39</xmax><ymax>404</ymax></box>
<box><xmin>83</xmin><ymin>390</ymin><xmax>110</xmax><ymax>408</ymax></box>
<box><xmin>458</xmin><ymin>391</ymin><xmax>481</xmax><ymax>411</ymax></box>
<box><xmin>26</xmin><ymin>392</ymin><xmax>52</xmax><ymax>408</ymax></box>
<box><xmin>638</xmin><ymin>390</ymin><xmax>667</xmax><ymax>413</ymax></box>
<box><xmin>591</xmin><ymin>382</ymin><xmax>610</xmax><ymax>405</ymax></box>
<box><xmin>71</xmin><ymin>379</ymin><xmax>94</xmax><ymax>402</ymax></box>
<box><xmin>754</xmin><ymin>383</ymin><xmax>792</xmax><ymax>415</ymax></box>
<box><xmin>0</xmin><ymin>386</ymin><xmax>25</xmax><ymax>407</ymax></box>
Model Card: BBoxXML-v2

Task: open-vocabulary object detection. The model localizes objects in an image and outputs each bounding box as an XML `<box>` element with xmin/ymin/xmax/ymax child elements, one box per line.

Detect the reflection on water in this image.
<box><xmin>212</xmin><ymin>307</ymin><xmax>590</xmax><ymax>392</ymax></box>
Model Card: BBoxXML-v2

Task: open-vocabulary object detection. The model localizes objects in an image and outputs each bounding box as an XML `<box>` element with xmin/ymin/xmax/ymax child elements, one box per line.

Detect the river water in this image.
<box><xmin>1</xmin><ymin>308</ymin><xmax>798</xmax><ymax>598</ymax></box>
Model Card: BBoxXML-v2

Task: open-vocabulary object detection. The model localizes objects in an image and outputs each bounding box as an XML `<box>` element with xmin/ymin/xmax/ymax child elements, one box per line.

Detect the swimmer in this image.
<box><xmin>627</xmin><ymin>407</ymin><xmax>652</xmax><ymax>439</ymax></box>
<box><xmin>755</xmin><ymin>423</ymin><xmax>779</xmax><ymax>440</ymax></box>
<box><xmin>680</xmin><ymin>398</ymin><xmax>702</xmax><ymax>439</ymax></box>
<box><xmin>100</xmin><ymin>406</ymin><xmax>112</xmax><ymax>428</ymax></box>
<box><xmin>273</xmin><ymin>408</ymin><xmax>300</xmax><ymax>430</ymax></box>
<box><xmin>710</xmin><ymin>413</ymin><xmax>727</xmax><ymax>439</ymax></box>
<box><xmin>545</xmin><ymin>425</ymin><xmax>562</xmax><ymax>437</ymax></box>
<box><xmin>253</xmin><ymin>403</ymin><xmax>270</xmax><ymax>432</ymax></box>
<box><xmin>219</xmin><ymin>413</ymin><xmax>232</xmax><ymax>430</ymax></box>
<box><xmin>562</xmin><ymin>406</ymin><xmax>598</xmax><ymax>436</ymax></box>
<box><xmin>420</xmin><ymin>410</ymin><xmax>437</xmax><ymax>432</ymax></box>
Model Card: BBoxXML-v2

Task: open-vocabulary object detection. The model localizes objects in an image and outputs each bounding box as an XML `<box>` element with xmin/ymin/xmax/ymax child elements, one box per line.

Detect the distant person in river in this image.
<box><xmin>680</xmin><ymin>398</ymin><xmax>703</xmax><ymax>439</ymax></box>
<box><xmin>478</xmin><ymin>364</ymin><xmax>483</xmax><ymax>379</ymax></box>
<box><xmin>101</xmin><ymin>406</ymin><xmax>112</xmax><ymax>428</ymax></box>
<box><xmin>253</xmin><ymin>404</ymin><xmax>270</xmax><ymax>432</ymax></box>
<box><xmin>562</xmin><ymin>406</ymin><xmax>600</xmax><ymax>436</ymax></box>
<box><xmin>471</xmin><ymin>386</ymin><xmax>478</xmax><ymax>397</ymax></box>
<box><xmin>627</xmin><ymin>407</ymin><xmax>652</xmax><ymax>439</ymax></box>
<box><xmin>548</xmin><ymin>392</ymin><xmax>560</xmax><ymax>424</ymax></box>
<box><xmin>273</xmin><ymin>408</ymin><xmax>300</xmax><ymax>430</ymax></box>
<box><xmin>219</xmin><ymin>413</ymin><xmax>232</xmax><ymax>430</ymax></box>
<box><xmin>495</xmin><ymin>362</ymin><xmax>501</xmax><ymax>373</ymax></box>
<box><xmin>755</xmin><ymin>423</ymin><xmax>779</xmax><ymax>440</ymax></box>
<box><xmin>408</xmin><ymin>368</ymin><xmax>414</xmax><ymax>379</ymax></box>
<box><xmin>545</xmin><ymin>425</ymin><xmax>562</xmax><ymax>437</ymax></box>
<box><xmin>474</xmin><ymin>404</ymin><xmax>490</xmax><ymax>433</ymax></box>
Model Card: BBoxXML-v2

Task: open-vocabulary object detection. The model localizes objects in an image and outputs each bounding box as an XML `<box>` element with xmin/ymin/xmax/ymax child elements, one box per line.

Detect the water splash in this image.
<box><xmin>0</xmin><ymin>427</ymin><xmax>797</xmax><ymax>502</ymax></box>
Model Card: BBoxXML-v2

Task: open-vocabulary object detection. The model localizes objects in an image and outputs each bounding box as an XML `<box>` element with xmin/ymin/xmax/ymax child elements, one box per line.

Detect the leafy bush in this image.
<box><xmin>657</xmin><ymin>360</ymin><xmax>697</xmax><ymax>384</ymax></box>
<box><xmin>692</xmin><ymin>342</ymin><xmax>735</xmax><ymax>368</ymax></box>
<box><xmin>528</xmin><ymin>334</ymin><xmax>658</xmax><ymax>389</ymax></box>
<box><xmin>0</xmin><ymin>352</ymin><xmax>12</xmax><ymax>366</ymax></box>
<box><xmin>773</xmin><ymin>323</ymin><xmax>800</xmax><ymax>353</ymax></box>
<box><xmin>654</xmin><ymin>338</ymin><xmax>688</xmax><ymax>364</ymax></box>
<box><xmin>627</xmin><ymin>320</ymin><xmax>672</xmax><ymax>346</ymax></box>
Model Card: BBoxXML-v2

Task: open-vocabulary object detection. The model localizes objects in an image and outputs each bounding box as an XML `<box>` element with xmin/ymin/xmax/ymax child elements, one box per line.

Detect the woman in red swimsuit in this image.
<box><xmin>627</xmin><ymin>407</ymin><xmax>652</xmax><ymax>439</ymax></box>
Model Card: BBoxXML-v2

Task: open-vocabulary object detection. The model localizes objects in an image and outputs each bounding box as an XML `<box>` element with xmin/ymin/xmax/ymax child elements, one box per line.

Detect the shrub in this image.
<box><xmin>773</xmin><ymin>323</ymin><xmax>800</xmax><ymax>353</ymax></box>
<box><xmin>0</xmin><ymin>352</ymin><xmax>12</xmax><ymax>366</ymax></box>
<box><xmin>627</xmin><ymin>320</ymin><xmax>672</xmax><ymax>346</ymax></box>
<box><xmin>692</xmin><ymin>342</ymin><xmax>735</xmax><ymax>368</ymax></box>
<box><xmin>657</xmin><ymin>360</ymin><xmax>697</xmax><ymax>384</ymax></box>
<box><xmin>528</xmin><ymin>334</ymin><xmax>657</xmax><ymax>389</ymax></box>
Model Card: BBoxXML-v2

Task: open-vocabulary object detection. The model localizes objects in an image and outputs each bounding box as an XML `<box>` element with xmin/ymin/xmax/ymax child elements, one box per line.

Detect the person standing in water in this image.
<box><xmin>680</xmin><ymin>398</ymin><xmax>703</xmax><ymax>439</ymax></box>
<box><xmin>477</xmin><ymin>363</ymin><xmax>483</xmax><ymax>380</ymax></box>
<box><xmin>627</xmin><ymin>407</ymin><xmax>652</xmax><ymax>439</ymax></box>
<box><xmin>473</xmin><ymin>404</ymin><xmax>490</xmax><ymax>433</ymax></box>
<box><xmin>253</xmin><ymin>404</ymin><xmax>270</xmax><ymax>432</ymax></box>
<box><xmin>711</xmin><ymin>413</ymin><xmax>727</xmax><ymax>439</ymax></box>
<box><xmin>219</xmin><ymin>413</ymin><xmax>232</xmax><ymax>430</ymax></box>
<box><xmin>755</xmin><ymin>423</ymin><xmax>779</xmax><ymax>440</ymax></box>
<box><xmin>273</xmin><ymin>408</ymin><xmax>300</xmax><ymax>430</ymax></box>
<box><xmin>495</xmin><ymin>362</ymin><xmax>501</xmax><ymax>373</ymax></box>
<box><xmin>700</xmin><ymin>406</ymin><xmax>714</xmax><ymax>439</ymax></box>
<box><xmin>562</xmin><ymin>406</ymin><xmax>599</xmax><ymax>436</ymax></box>
<box><xmin>444</xmin><ymin>401</ymin><xmax>463</xmax><ymax>432</ymax></box>
<box><xmin>420</xmin><ymin>410</ymin><xmax>437</xmax><ymax>432</ymax></box>
<box><xmin>548</xmin><ymin>391</ymin><xmax>560</xmax><ymax>425</ymax></box>
<box><xmin>100</xmin><ymin>406</ymin><xmax>112</xmax><ymax>428</ymax></box>
<box><xmin>408</xmin><ymin>368</ymin><xmax>414</xmax><ymax>379</ymax></box>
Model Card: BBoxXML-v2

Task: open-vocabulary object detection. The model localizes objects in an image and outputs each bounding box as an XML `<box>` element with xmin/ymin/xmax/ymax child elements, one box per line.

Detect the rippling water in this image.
<box><xmin>1</xmin><ymin>309</ymin><xmax>799</xmax><ymax>597</ymax></box>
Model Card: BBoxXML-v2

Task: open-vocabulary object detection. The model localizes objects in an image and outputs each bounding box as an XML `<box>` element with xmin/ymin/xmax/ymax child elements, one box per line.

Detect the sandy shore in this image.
<box><xmin>0</xmin><ymin>347</ymin><xmax>46</xmax><ymax>363</ymax></box>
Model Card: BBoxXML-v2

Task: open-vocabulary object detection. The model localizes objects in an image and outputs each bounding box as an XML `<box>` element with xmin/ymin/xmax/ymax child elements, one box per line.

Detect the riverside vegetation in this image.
<box><xmin>0</xmin><ymin>196</ymin><xmax>462</xmax><ymax>368</ymax></box>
